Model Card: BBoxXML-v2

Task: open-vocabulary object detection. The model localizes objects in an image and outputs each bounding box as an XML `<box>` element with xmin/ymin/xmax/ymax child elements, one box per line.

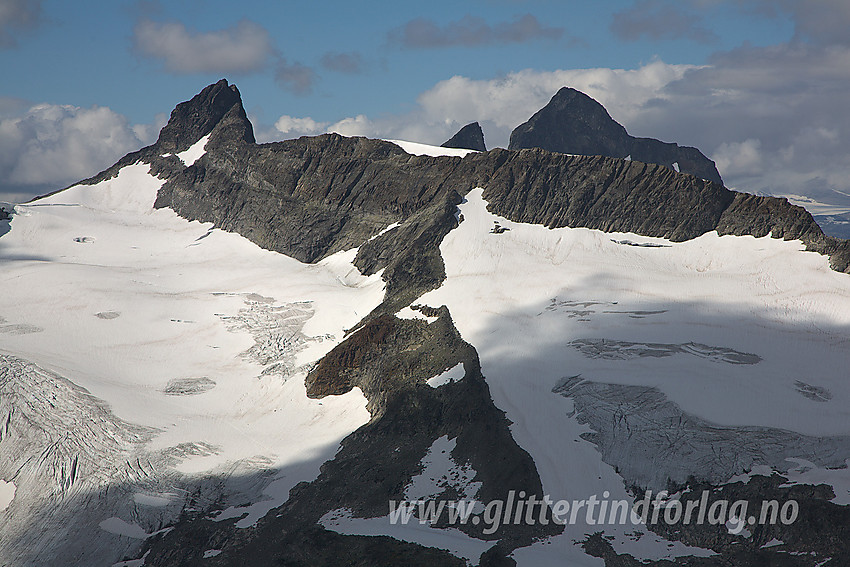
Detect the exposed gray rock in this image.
<box><xmin>155</xmin><ymin>78</ymin><xmax>255</xmax><ymax>154</ymax></box>
<box><xmin>509</xmin><ymin>86</ymin><xmax>723</xmax><ymax>185</ymax></box>
<box><xmin>441</xmin><ymin>121</ymin><xmax>486</xmax><ymax>151</ymax></box>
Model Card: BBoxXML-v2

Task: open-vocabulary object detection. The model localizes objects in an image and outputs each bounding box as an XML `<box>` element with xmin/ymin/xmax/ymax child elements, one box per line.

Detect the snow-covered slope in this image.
<box><xmin>0</xmin><ymin>161</ymin><xmax>384</xmax><ymax>564</ymax></box>
<box><xmin>387</xmin><ymin>139</ymin><xmax>478</xmax><ymax>158</ymax></box>
<box><xmin>413</xmin><ymin>188</ymin><xmax>850</xmax><ymax>565</ymax></box>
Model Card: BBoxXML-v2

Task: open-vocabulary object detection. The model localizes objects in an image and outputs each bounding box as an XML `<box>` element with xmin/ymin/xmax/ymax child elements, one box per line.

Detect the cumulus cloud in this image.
<box><xmin>0</xmin><ymin>0</ymin><xmax>41</xmax><ymax>47</ymax></box>
<box><xmin>274</xmin><ymin>115</ymin><xmax>328</xmax><ymax>136</ymax></box>
<box><xmin>275</xmin><ymin>59</ymin><xmax>317</xmax><ymax>95</ymax></box>
<box><xmin>320</xmin><ymin>51</ymin><xmax>363</xmax><ymax>74</ymax></box>
<box><xmin>133</xmin><ymin>19</ymin><xmax>274</xmax><ymax>74</ymax></box>
<box><xmin>712</xmin><ymin>138</ymin><xmax>763</xmax><ymax>177</ymax></box>
<box><xmin>0</xmin><ymin>103</ymin><xmax>158</xmax><ymax>201</ymax></box>
<box><xmin>388</xmin><ymin>13</ymin><xmax>563</xmax><ymax>48</ymax></box>
<box><xmin>611</xmin><ymin>0</ymin><xmax>719</xmax><ymax>44</ymax></box>
<box><xmin>328</xmin><ymin>115</ymin><xmax>375</xmax><ymax>137</ymax></box>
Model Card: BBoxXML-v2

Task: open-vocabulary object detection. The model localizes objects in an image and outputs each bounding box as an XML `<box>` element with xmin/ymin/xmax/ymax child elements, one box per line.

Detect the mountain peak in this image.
<box><xmin>441</xmin><ymin>122</ymin><xmax>486</xmax><ymax>151</ymax></box>
<box><xmin>509</xmin><ymin>87</ymin><xmax>723</xmax><ymax>185</ymax></box>
<box><xmin>155</xmin><ymin>79</ymin><xmax>255</xmax><ymax>153</ymax></box>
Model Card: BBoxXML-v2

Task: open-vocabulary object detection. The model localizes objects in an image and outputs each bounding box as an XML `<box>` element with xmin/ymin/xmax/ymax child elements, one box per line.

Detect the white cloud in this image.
<box><xmin>274</xmin><ymin>115</ymin><xmax>328</xmax><ymax>136</ymax></box>
<box><xmin>133</xmin><ymin>19</ymin><xmax>274</xmax><ymax>74</ymax></box>
<box><xmin>0</xmin><ymin>103</ymin><xmax>154</xmax><ymax>199</ymax></box>
<box><xmin>328</xmin><ymin>115</ymin><xmax>375</xmax><ymax>138</ymax></box>
<box><xmin>730</xmin><ymin>0</ymin><xmax>850</xmax><ymax>46</ymax></box>
<box><xmin>320</xmin><ymin>51</ymin><xmax>363</xmax><ymax>74</ymax></box>
<box><xmin>416</xmin><ymin>61</ymin><xmax>697</xmax><ymax>145</ymax></box>
<box><xmin>273</xmin><ymin>62</ymin><xmax>696</xmax><ymax>152</ymax></box>
<box><xmin>712</xmin><ymin>138</ymin><xmax>763</xmax><ymax>177</ymax></box>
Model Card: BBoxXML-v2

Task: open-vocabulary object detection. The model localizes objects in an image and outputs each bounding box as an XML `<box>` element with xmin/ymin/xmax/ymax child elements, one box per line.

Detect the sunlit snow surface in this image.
<box><xmin>0</xmin><ymin>480</ymin><xmax>14</xmax><ymax>512</ymax></box>
<box><xmin>387</xmin><ymin>139</ymin><xmax>478</xmax><ymax>158</ymax></box>
<box><xmin>416</xmin><ymin>188</ymin><xmax>850</xmax><ymax>565</ymax></box>
<box><xmin>0</xmin><ymin>162</ymin><xmax>383</xmax><ymax>556</ymax></box>
<box><xmin>160</xmin><ymin>134</ymin><xmax>210</xmax><ymax>166</ymax></box>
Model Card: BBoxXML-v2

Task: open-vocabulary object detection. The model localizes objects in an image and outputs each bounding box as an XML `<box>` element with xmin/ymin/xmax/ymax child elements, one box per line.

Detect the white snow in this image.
<box><xmin>672</xmin><ymin>161</ymin><xmax>680</xmax><ymax>172</ymax></box>
<box><xmin>405</xmin><ymin>436</ymin><xmax>481</xmax><ymax>502</ymax></box>
<box><xmin>99</xmin><ymin>517</ymin><xmax>149</xmax><ymax>540</ymax></box>
<box><xmin>0</xmin><ymin>162</ymin><xmax>384</xmax><ymax>520</ymax></box>
<box><xmin>416</xmin><ymin>187</ymin><xmax>850</xmax><ymax>565</ymax></box>
<box><xmin>386</xmin><ymin>139</ymin><xmax>477</xmax><ymax>158</ymax></box>
<box><xmin>426</xmin><ymin>364</ymin><xmax>466</xmax><ymax>388</ymax></box>
<box><xmin>203</xmin><ymin>549</ymin><xmax>222</xmax><ymax>558</ymax></box>
<box><xmin>320</xmin><ymin>508</ymin><xmax>492</xmax><ymax>564</ymax></box>
<box><xmin>0</xmin><ymin>480</ymin><xmax>15</xmax><ymax>511</ymax></box>
<box><xmin>174</xmin><ymin>134</ymin><xmax>211</xmax><ymax>166</ymax></box>
<box><xmin>133</xmin><ymin>492</ymin><xmax>177</xmax><ymax>507</ymax></box>
<box><xmin>396</xmin><ymin>305</ymin><xmax>438</xmax><ymax>323</ymax></box>
<box><xmin>322</xmin><ymin>436</ymin><xmax>488</xmax><ymax>561</ymax></box>
<box><xmin>369</xmin><ymin>221</ymin><xmax>400</xmax><ymax>241</ymax></box>
<box><xmin>780</xmin><ymin>458</ymin><xmax>850</xmax><ymax>505</ymax></box>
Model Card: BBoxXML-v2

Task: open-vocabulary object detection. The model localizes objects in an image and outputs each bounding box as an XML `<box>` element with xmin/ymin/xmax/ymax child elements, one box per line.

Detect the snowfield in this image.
<box><xmin>0</xmin><ymin>161</ymin><xmax>384</xmax><ymax>563</ymax></box>
<box><xmin>415</xmin><ymin>187</ymin><xmax>850</xmax><ymax>565</ymax></box>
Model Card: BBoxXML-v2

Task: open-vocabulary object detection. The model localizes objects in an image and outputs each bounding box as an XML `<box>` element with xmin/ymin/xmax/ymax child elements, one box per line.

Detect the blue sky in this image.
<box><xmin>2</xmin><ymin>0</ymin><xmax>850</xmax><ymax>212</ymax></box>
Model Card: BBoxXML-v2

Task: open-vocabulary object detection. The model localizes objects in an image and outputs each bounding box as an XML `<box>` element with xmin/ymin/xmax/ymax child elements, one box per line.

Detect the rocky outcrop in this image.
<box><xmin>509</xmin><ymin>86</ymin><xmax>724</xmax><ymax>185</ymax></box>
<box><xmin>441</xmin><ymin>121</ymin><xmax>486</xmax><ymax>151</ymax></box>
<box><xmin>478</xmin><ymin>149</ymin><xmax>733</xmax><ymax>242</ymax></box>
<box><xmin>45</xmin><ymin>79</ymin><xmax>253</xmax><ymax>195</ymax></box>
<box><xmin>155</xmin><ymin>78</ymin><xmax>255</xmax><ymax>153</ymax></box>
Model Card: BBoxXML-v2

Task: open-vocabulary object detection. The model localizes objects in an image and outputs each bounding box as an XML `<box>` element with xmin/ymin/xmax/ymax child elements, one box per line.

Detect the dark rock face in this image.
<box><xmin>156</xmin><ymin>78</ymin><xmax>255</xmax><ymax>153</ymax></box>
<box><xmin>63</xmin><ymin>79</ymin><xmax>252</xmax><ymax>192</ymax></box>
<box><xmin>441</xmin><ymin>121</ymin><xmax>486</xmax><ymax>151</ymax></box>
<box><xmin>509</xmin><ymin>87</ymin><xmax>724</xmax><ymax>185</ymax></box>
<box><xmin>479</xmin><ymin>149</ymin><xmax>733</xmax><ymax>242</ymax></box>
